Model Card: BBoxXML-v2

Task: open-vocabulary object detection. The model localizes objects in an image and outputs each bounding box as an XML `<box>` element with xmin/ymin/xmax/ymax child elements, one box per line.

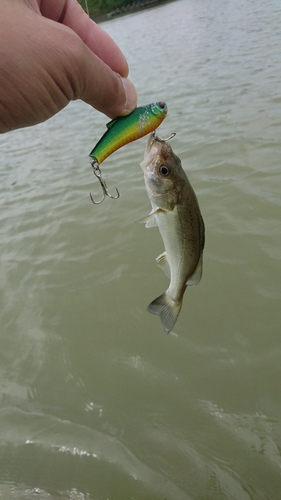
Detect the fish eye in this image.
<box><xmin>158</xmin><ymin>102</ymin><xmax>165</xmax><ymax>109</ymax></box>
<box><xmin>159</xmin><ymin>165</ymin><xmax>170</xmax><ymax>176</ymax></box>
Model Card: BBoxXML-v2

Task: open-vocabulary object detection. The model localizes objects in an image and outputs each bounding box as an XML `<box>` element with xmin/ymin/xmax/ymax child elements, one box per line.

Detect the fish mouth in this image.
<box><xmin>140</xmin><ymin>132</ymin><xmax>177</xmax><ymax>171</ymax></box>
<box><xmin>142</xmin><ymin>132</ymin><xmax>161</xmax><ymax>160</ymax></box>
<box><xmin>145</xmin><ymin>131</ymin><xmax>176</xmax><ymax>155</ymax></box>
<box><xmin>146</xmin><ymin>131</ymin><xmax>176</xmax><ymax>153</ymax></box>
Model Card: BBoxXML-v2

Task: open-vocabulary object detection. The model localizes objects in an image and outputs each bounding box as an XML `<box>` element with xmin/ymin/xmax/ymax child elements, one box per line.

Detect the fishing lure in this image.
<box><xmin>89</xmin><ymin>102</ymin><xmax>168</xmax><ymax>165</ymax></box>
<box><xmin>89</xmin><ymin>102</ymin><xmax>168</xmax><ymax>204</ymax></box>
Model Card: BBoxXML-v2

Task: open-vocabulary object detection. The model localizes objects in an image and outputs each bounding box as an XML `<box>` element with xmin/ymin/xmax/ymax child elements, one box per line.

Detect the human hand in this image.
<box><xmin>0</xmin><ymin>0</ymin><xmax>137</xmax><ymax>133</ymax></box>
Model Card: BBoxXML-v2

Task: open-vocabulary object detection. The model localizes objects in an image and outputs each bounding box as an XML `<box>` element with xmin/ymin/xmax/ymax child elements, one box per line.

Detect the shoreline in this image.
<box><xmin>92</xmin><ymin>0</ymin><xmax>172</xmax><ymax>23</ymax></box>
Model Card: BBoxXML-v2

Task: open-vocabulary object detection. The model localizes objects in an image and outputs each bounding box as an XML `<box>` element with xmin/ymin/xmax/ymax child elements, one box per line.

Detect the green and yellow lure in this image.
<box><xmin>89</xmin><ymin>102</ymin><xmax>168</xmax><ymax>165</ymax></box>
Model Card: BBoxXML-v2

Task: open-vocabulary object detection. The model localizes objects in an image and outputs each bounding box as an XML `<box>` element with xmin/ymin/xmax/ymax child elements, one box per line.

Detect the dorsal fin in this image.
<box><xmin>106</xmin><ymin>117</ymin><xmax>119</xmax><ymax>130</ymax></box>
<box><xmin>187</xmin><ymin>254</ymin><xmax>203</xmax><ymax>286</ymax></box>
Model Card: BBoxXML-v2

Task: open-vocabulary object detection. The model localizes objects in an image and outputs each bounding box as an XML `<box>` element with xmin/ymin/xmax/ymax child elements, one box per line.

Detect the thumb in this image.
<box><xmin>73</xmin><ymin>41</ymin><xmax>138</xmax><ymax>119</ymax></box>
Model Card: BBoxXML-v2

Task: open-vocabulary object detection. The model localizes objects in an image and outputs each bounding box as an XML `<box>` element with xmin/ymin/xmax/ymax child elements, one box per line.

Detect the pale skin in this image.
<box><xmin>0</xmin><ymin>0</ymin><xmax>138</xmax><ymax>133</ymax></box>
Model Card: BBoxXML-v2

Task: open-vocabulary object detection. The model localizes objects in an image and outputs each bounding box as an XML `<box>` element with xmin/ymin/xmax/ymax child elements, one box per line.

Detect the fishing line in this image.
<box><xmin>84</xmin><ymin>0</ymin><xmax>102</xmax><ymax>59</ymax></box>
<box><xmin>84</xmin><ymin>0</ymin><xmax>111</xmax><ymax>204</ymax></box>
<box><xmin>84</xmin><ymin>0</ymin><xmax>90</xmax><ymax>16</ymax></box>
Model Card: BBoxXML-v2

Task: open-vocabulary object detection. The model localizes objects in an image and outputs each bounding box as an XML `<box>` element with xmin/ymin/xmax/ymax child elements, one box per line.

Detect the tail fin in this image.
<box><xmin>147</xmin><ymin>292</ymin><xmax>182</xmax><ymax>334</ymax></box>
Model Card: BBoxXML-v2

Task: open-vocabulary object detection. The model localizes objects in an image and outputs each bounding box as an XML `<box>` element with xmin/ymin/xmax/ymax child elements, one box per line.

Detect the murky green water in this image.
<box><xmin>1</xmin><ymin>0</ymin><xmax>281</xmax><ymax>498</ymax></box>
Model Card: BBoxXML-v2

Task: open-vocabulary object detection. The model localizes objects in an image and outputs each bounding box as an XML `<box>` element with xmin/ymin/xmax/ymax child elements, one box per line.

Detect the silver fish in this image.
<box><xmin>140</xmin><ymin>133</ymin><xmax>205</xmax><ymax>333</ymax></box>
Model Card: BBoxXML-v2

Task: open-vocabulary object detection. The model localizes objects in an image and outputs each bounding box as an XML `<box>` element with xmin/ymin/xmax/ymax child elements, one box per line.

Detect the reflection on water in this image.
<box><xmin>1</xmin><ymin>0</ymin><xmax>281</xmax><ymax>498</ymax></box>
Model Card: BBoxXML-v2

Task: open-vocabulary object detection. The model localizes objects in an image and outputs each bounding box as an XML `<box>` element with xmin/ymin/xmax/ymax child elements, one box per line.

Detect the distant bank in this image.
<box><xmin>105</xmin><ymin>0</ymin><xmax>169</xmax><ymax>19</ymax></box>
<box><xmin>79</xmin><ymin>0</ymin><xmax>173</xmax><ymax>22</ymax></box>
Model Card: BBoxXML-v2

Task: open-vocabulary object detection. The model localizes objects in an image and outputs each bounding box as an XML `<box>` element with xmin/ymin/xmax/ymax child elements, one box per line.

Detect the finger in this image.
<box><xmin>68</xmin><ymin>35</ymin><xmax>137</xmax><ymax>117</ymax></box>
<box><xmin>39</xmin><ymin>0</ymin><xmax>129</xmax><ymax>77</ymax></box>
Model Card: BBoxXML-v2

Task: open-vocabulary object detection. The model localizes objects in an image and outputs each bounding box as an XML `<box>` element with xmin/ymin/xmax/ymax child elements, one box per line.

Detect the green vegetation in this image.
<box><xmin>78</xmin><ymin>0</ymin><xmax>134</xmax><ymax>16</ymax></box>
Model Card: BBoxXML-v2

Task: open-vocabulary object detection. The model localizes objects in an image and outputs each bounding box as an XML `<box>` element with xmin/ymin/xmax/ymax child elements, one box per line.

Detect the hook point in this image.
<box><xmin>90</xmin><ymin>159</ymin><xmax>120</xmax><ymax>204</ymax></box>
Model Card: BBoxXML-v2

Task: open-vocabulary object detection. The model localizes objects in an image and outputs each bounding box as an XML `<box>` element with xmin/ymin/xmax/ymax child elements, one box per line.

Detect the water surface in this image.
<box><xmin>0</xmin><ymin>0</ymin><xmax>281</xmax><ymax>498</ymax></box>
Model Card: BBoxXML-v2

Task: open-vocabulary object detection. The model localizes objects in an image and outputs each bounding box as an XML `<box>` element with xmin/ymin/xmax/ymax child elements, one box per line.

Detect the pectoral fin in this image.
<box><xmin>138</xmin><ymin>208</ymin><xmax>165</xmax><ymax>228</ymax></box>
<box><xmin>187</xmin><ymin>254</ymin><xmax>203</xmax><ymax>286</ymax></box>
<box><xmin>156</xmin><ymin>252</ymin><xmax>171</xmax><ymax>278</ymax></box>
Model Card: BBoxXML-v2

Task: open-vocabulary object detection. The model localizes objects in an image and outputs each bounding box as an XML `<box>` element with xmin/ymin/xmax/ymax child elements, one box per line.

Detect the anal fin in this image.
<box><xmin>156</xmin><ymin>252</ymin><xmax>171</xmax><ymax>278</ymax></box>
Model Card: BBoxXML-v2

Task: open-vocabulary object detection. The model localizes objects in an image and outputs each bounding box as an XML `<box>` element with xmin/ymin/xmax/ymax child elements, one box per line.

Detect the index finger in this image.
<box><xmin>39</xmin><ymin>0</ymin><xmax>129</xmax><ymax>77</ymax></box>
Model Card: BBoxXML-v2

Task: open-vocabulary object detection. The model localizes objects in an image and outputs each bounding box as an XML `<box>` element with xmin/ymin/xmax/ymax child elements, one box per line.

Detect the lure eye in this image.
<box><xmin>158</xmin><ymin>102</ymin><xmax>165</xmax><ymax>109</ymax></box>
<box><xmin>159</xmin><ymin>165</ymin><xmax>170</xmax><ymax>176</ymax></box>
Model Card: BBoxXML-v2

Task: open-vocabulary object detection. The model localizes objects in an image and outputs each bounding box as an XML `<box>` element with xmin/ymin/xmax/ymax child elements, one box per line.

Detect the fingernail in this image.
<box><xmin>121</xmin><ymin>77</ymin><xmax>138</xmax><ymax>114</ymax></box>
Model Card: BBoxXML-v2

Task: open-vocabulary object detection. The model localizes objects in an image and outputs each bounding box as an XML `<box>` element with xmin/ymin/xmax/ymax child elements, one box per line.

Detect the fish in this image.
<box><xmin>89</xmin><ymin>102</ymin><xmax>168</xmax><ymax>165</ymax></box>
<box><xmin>140</xmin><ymin>133</ymin><xmax>205</xmax><ymax>334</ymax></box>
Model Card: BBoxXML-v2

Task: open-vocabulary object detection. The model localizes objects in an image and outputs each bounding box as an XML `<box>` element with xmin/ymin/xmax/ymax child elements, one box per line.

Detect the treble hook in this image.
<box><xmin>90</xmin><ymin>159</ymin><xmax>120</xmax><ymax>204</ymax></box>
<box><xmin>152</xmin><ymin>131</ymin><xmax>176</xmax><ymax>142</ymax></box>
